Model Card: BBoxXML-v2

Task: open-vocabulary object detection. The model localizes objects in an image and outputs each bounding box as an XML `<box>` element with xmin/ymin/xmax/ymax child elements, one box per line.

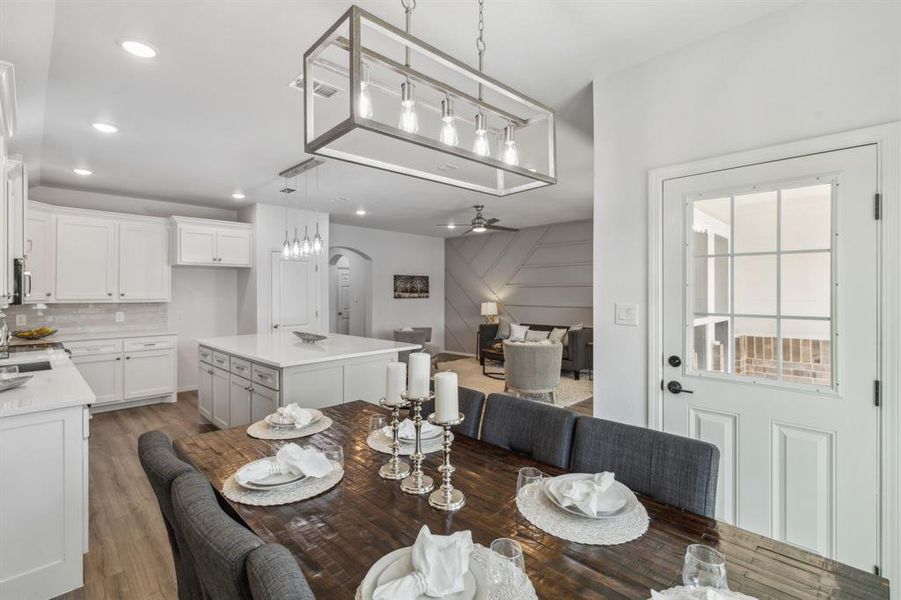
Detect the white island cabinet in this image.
<box><xmin>0</xmin><ymin>349</ymin><xmax>94</xmax><ymax>599</ymax></box>
<box><xmin>196</xmin><ymin>332</ymin><xmax>420</xmax><ymax>428</ymax></box>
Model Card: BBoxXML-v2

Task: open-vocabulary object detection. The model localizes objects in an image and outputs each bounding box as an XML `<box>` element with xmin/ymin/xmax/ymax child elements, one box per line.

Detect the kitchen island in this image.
<box><xmin>195</xmin><ymin>332</ymin><xmax>420</xmax><ymax>429</ymax></box>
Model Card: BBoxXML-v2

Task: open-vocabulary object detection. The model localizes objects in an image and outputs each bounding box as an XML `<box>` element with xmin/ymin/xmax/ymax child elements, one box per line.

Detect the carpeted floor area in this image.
<box><xmin>436</xmin><ymin>356</ymin><xmax>593</xmax><ymax>408</ymax></box>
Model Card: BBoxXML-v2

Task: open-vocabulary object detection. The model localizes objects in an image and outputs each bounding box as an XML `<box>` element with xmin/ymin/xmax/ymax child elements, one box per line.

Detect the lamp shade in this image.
<box><xmin>480</xmin><ymin>302</ymin><xmax>498</xmax><ymax>316</ymax></box>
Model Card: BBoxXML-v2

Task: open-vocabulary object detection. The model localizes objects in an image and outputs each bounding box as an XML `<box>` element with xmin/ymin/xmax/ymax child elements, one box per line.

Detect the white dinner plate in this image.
<box><xmin>542</xmin><ymin>474</ymin><xmax>639</xmax><ymax>520</ymax></box>
<box><xmin>391</xmin><ymin>425</ymin><xmax>443</xmax><ymax>443</ymax></box>
<box><xmin>234</xmin><ymin>458</ymin><xmax>306</xmax><ymax>490</ymax></box>
<box><xmin>265</xmin><ymin>409</ymin><xmax>322</xmax><ymax>430</ymax></box>
<box><xmin>360</xmin><ymin>547</ymin><xmax>482</xmax><ymax>600</ymax></box>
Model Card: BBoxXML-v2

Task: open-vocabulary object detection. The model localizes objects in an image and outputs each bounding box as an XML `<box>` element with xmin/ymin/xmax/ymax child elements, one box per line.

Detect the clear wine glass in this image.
<box><xmin>369</xmin><ymin>414</ymin><xmax>387</xmax><ymax>437</ymax></box>
<box><xmin>322</xmin><ymin>444</ymin><xmax>344</xmax><ymax>472</ymax></box>
<box><xmin>489</xmin><ymin>538</ymin><xmax>527</xmax><ymax>593</ymax></box>
<box><xmin>682</xmin><ymin>544</ymin><xmax>728</xmax><ymax>590</ymax></box>
<box><xmin>516</xmin><ymin>466</ymin><xmax>544</xmax><ymax>501</ymax></box>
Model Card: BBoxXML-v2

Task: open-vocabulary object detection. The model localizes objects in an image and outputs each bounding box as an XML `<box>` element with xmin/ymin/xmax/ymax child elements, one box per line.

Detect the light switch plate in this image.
<box><xmin>115</xmin><ymin>311</ymin><xmax>125</xmax><ymax>323</ymax></box>
<box><xmin>15</xmin><ymin>314</ymin><xmax>26</xmax><ymax>327</ymax></box>
<box><xmin>615</xmin><ymin>303</ymin><xmax>639</xmax><ymax>327</ymax></box>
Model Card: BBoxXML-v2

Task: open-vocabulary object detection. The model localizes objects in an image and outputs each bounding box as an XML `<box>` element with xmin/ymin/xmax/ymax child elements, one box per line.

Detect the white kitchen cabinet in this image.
<box><xmin>119</xmin><ymin>221</ymin><xmax>170</xmax><ymax>301</ymax></box>
<box><xmin>211</xmin><ymin>367</ymin><xmax>230</xmax><ymax>429</ymax></box>
<box><xmin>171</xmin><ymin>216</ymin><xmax>252</xmax><ymax>267</ymax></box>
<box><xmin>55</xmin><ymin>214</ymin><xmax>117</xmax><ymax>301</ymax></box>
<box><xmin>251</xmin><ymin>383</ymin><xmax>278</xmax><ymax>423</ymax></box>
<box><xmin>198</xmin><ymin>362</ymin><xmax>213</xmax><ymax>422</ymax></box>
<box><xmin>228</xmin><ymin>374</ymin><xmax>252</xmax><ymax>427</ymax></box>
<box><xmin>71</xmin><ymin>352</ymin><xmax>123</xmax><ymax>405</ymax></box>
<box><xmin>124</xmin><ymin>348</ymin><xmax>175</xmax><ymax>400</ymax></box>
<box><xmin>24</xmin><ymin>202</ymin><xmax>54</xmax><ymax>302</ymax></box>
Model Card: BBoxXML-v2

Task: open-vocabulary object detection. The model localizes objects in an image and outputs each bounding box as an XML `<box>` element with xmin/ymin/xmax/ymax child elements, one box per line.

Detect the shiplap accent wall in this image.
<box><xmin>445</xmin><ymin>219</ymin><xmax>592</xmax><ymax>354</ymax></box>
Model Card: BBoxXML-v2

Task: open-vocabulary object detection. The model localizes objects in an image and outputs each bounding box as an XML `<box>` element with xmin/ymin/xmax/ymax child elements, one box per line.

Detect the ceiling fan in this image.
<box><xmin>436</xmin><ymin>205</ymin><xmax>520</xmax><ymax>235</ymax></box>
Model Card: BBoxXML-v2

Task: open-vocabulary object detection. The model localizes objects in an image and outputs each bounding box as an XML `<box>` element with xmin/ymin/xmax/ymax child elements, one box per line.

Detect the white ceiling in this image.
<box><xmin>0</xmin><ymin>0</ymin><xmax>795</xmax><ymax>236</ymax></box>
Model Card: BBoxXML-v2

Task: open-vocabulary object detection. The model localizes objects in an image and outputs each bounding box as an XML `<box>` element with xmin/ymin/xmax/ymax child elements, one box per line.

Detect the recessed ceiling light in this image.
<box><xmin>355</xmin><ymin>209</ymin><xmax>366</xmax><ymax>216</ymax></box>
<box><xmin>232</xmin><ymin>192</ymin><xmax>246</xmax><ymax>200</ymax></box>
<box><xmin>120</xmin><ymin>40</ymin><xmax>157</xmax><ymax>58</ymax></box>
<box><xmin>92</xmin><ymin>122</ymin><xmax>119</xmax><ymax>134</ymax></box>
<box><xmin>73</xmin><ymin>168</ymin><xmax>93</xmax><ymax>176</ymax></box>
<box><xmin>447</xmin><ymin>224</ymin><xmax>456</xmax><ymax>229</ymax></box>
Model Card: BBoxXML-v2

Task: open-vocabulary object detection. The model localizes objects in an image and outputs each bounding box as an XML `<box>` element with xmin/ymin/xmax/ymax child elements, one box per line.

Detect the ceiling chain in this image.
<box><xmin>477</xmin><ymin>0</ymin><xmax>486</xmax><ymax>100</ymax></box>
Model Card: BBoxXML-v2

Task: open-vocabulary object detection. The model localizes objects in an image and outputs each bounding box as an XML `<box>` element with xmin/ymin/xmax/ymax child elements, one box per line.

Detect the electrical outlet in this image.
<box><xmin>115</xmin><ymin>311</ymin><xmax>125</xmax><ymax>323</ymax></box>
<box><xmin>15</xmin><ymin>314</ymin><xmax>26</xmax><ymax>327</ymax></box>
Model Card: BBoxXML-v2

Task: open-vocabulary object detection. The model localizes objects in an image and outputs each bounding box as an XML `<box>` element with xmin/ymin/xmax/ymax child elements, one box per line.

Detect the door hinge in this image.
<box><xmin>874</xmin><ymin>565</ymin><xmax>881</xmax><ymax>577</ymax></box>
<box><xmin>874</xmin><ymin>380</ymin><xmax>881</xmax><ymax>407</ymax></box>
<box><xmin>874</xmin><ymin>193</ymin><xmax>882</xmax><ymax>220</ymax></box>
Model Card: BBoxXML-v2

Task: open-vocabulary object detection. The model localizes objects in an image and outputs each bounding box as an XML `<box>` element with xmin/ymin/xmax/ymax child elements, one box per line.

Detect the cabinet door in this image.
<box><xmin>0</xmin><ymin>140</ymin><xmax>8</xmax><ymax>305</ymax></box>
<box><xmin>123</xmin><ymin>348</ymin><xmax>175</xmax><ymax>400</ymax></box>
<box><xmin>24</xmin><ymin>205</ymin><xmax>54</xmax><ymax>302</ymax></box>
<box><xmin>216</xmin><ymin>229</ymin><xmax>252</xmax><ymax>266</ymax></box>
<box><xmin>72</xmin><ymin>353</ymin><xmax>123</xmax><ymax>405</ymax></box>
<box><xmin>55</xmin><ymin>215</ymin><xmax>117</xmax><ymax>301</ymax></box>
<box><xmin>229</xmin><ymin>375</ymin><xmax>252</xmax><ymax>427</ymax></box>
<box><xmin>270</xmin><ymin>251</ymin><xmax>318</xmax><ymax>332</ymax></box>
<box><xmin>211</xmin><ymin>368</ymin><xmax>230</xmax><ymax>429</ymax></box>
<box><xmin>251</xmin><ymin>384</ymin><xmax>278</xmax><ymax>423</ymax></box>
<box><xmin>119</xmin><ymin>222</ymin><xmax>169</xmax><ymax>301</ymax></box>
<box><xmin>198</xmin><ymin>364</ymin><xmax>213</xmax><ymax>421</ymax></box>
<box><xmin>178</xmin><ymin>225</ymin><xmax>216</xmax><ymax>264</ymax></box>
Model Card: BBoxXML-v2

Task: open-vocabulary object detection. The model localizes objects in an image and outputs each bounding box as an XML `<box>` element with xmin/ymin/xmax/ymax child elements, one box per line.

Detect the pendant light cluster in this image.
<box><xmin>280</xmin><ymin>174</ymin><xmax>323</xmax><ymax>259</ymax></box>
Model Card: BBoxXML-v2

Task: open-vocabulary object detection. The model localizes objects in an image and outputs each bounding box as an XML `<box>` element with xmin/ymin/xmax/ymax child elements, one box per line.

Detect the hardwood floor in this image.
<box><xmin>58</xmin><ymin>392</ymin><xmax>212</xmax><ymax>600</ymax></box>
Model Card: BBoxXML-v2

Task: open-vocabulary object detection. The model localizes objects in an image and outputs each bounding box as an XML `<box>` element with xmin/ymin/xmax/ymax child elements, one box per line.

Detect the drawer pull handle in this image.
<box><xmin>143</xmin><ymin>343</ymin><xmax>156</xmax><ymax>347</ymax></box>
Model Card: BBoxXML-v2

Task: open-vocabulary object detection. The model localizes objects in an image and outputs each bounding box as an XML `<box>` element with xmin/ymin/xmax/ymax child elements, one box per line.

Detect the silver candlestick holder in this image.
<box><xmin>399</xmin><ymin>391</ymin><xmax>435</xmax><ymax>495</ymax></box>
<box><xmin>378</xmin><ymin>397</ymin><xmax>411</xmax><ymax>480</ymax></box>
<box><xmin>427</xmin><ymin>412</ymin><xmax>466</xmax><ymax>511</ymax></box>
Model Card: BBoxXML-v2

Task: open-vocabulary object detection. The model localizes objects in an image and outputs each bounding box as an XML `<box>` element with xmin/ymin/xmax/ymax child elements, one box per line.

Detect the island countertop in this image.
<box><xmin>195</xmin><ymin>332</ymin><xmax>421</xmax><ymax>369</ymax></box>
<box><xmin>0</xmin><ymin>349</ymin><xmax>96</xmax><ymax>418</ymax></box>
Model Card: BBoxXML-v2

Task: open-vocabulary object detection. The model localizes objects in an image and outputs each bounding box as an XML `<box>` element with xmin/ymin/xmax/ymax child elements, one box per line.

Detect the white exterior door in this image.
<box><xmin>661</xmin><ymin>145</ymin><xmax>879</xmax><ymax>571</ymax></box>
<box><xmin>118</xmin><ymin>222</ymin><xmax>169</xmax><ymax>301</ymax></box>
<box><xmin>55</xmin><ymin>215</ymin><xmax>117</xmax><ymax>301</ymax></box>
<box><xmin>270</xmin><ymin>251</ymin><xmax>318</xmax><ymax>333</ymax></box>
<box><xmin>337</xmin><ymin>266</ymin><xmax>350</xmax><ymax>335</ymax></box>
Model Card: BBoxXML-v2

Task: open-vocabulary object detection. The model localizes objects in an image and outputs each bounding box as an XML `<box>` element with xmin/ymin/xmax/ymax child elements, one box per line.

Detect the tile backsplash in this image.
<box><xmin>4</xmin><ymin>303</ymin><xmax>168</xmax><ymax>334</ymax></box>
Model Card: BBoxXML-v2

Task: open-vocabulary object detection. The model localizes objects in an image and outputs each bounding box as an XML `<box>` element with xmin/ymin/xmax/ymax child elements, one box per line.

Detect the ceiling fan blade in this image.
<box><xmin>486</xmin><ymin>224</ymin><xmax>519</xmax><ymax>232</ymax></box>
<box><xmin>485</xmin><ymin>218</ymin><xmax>500</xmax><ymax>224</ymax></box>
<box><xmin>461</xmin><ymin>228</ymin><xmax>475</xmax><ymax>235</ymax></box>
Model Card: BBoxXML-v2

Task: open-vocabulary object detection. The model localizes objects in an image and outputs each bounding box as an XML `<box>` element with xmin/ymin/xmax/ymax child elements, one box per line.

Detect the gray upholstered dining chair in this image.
<box><xmin>422</xmin><ymin>384</ymin><xmax>486</xmax><ymax>438</ymax></box>
<box><xmin>393</xmin><ymin>327</ymin><xmax>441</xmax><ymax>364</ymax></box>
<box><xmin>247</xmin><ymin>544</ymin><xmax>316</xmax><ymax>600</ymax></box>
<box><xmin>480</xmin><ymin>393</ymin><xmax>577</xmax><ymax>468</ymax></box>
<box><xmin>503</xmin><ymin>340</ymin><xmax>563</xmax><ymax>404</ymax></box>
<box><xmin>569</xmin><ymin>416</ymin><xmax>720</xmax><ymax>517</ymax></box>
<box><xmin>138</xmin><ymin>431</ymin><xmax>204</xmax><ymax>600</ymax></box>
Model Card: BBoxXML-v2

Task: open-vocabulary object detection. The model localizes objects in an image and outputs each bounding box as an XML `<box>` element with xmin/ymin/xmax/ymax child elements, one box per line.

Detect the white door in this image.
<box><xmin>119</xmin><ymin>222</ymin><xmax>169</xmax><ymax>301</ymax></box>
<box><xmin>123</xmin><ymin>349</ymin><xmax>175</xmax><ymax>400</ymax></box>
<box><xmin>270</xmin><ymin>251</ymin><xmax>318</xmax><ymax>332</ymax></box>
<box><xmin>198</xmin><ymin>363</ymin><xmax>213</xmax><ymax>421</ymax></box>
<box><xmin>337</xmin><ymin>266</ymin><xmax>350</xmax><ymax>335</ymax></box>
<box><xmin>228</xmin><ymin>374</ymin><xmax>252</xmax><ymax>427</ymax></box>
<box><xmin>211</xmin><ymin>367</ymin><xmax>230</xmax><ymax>429</ymax></box>
<box><xmin>55</xmin><ymin>215</ymin><xmax>117</xmax><ymax>301</ymax></box>
<box><xmin>24</xmin><ymin>205</ymin><xmax>54</xmax><ymax>302</ymax></box>
<box><xmin>661</xmin><ymin>145</ymin><xmax>879</xmax><ymax>571</ymax></box>
<box><xmin>216</xmin><ymin>229</ymin><xmax>252</xmax><ymax>266</ymax></box>
<box><xmin>178</xmin><ymin>225</ymin><xmax>216</xmax><ymax>264</ymax></box>
<box><xmin>72</xmin><ymin>353</ymin><xmax>123</xmax><ymax>405</ymax></box>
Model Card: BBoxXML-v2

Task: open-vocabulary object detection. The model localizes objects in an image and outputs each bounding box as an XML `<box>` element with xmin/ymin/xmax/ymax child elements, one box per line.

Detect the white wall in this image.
<box><xmin>330</xmin><ymin>223</ymin><xmax>445</xmax><ymax>347</ymax></box>
<box><xmin>593</xmin><ymin>1</ymin><xmax>901</xmax><ymax>425</ymax></box>
<box><xmin>329</xmin><ymin>249</ymin><xmax>371</xmax><ymax>337</ymax></box>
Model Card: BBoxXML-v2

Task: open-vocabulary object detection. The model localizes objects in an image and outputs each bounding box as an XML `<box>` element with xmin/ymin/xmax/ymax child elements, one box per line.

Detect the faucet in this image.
<box><xmin>0</xmin><ymin>310</ymin><xmax>8</xmax><ymax>360</ymax></box>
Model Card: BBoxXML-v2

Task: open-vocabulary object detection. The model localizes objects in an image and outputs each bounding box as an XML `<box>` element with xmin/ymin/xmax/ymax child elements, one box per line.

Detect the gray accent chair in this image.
<box><xmin>481</xmin><ymin>393</ymin><xmax>577</xmax><ymax>468</ymax></box>
<box><xmin>172</xmin><ymin>470</ymin><xmax>264</xmax><ymax>599</ymax></box>
<box><xmin>570</xmin><ymin>416</ymin><xmax>720</xmax><ymax>517</ymax></box>
<box><xmin>247</xmin><ymin>544</ymin><xmax>316</xmax><ymax>600</ymax></box>
<box><xmin>423</xmin><ymin>384</ymin><xmax>486</xmax><ymax>438</ymax></box>
<box><xmin>503</xmin><ymin>340</ymin><xmax>563</xmax><ymax>404</ymax></box>
<box><xmin>138</xmin><ymin>431</ymin><xmax>204</xmax><ymax>600</ymax></box>
<box><xmin>393</xmin><ymin>327</ymin><xmax>441</xmax><ymax>363</ymax></box>
<box><xmin>479</xmin><ymin>323</ymin><xmax>593</xmax><ymax>380</ymax></box>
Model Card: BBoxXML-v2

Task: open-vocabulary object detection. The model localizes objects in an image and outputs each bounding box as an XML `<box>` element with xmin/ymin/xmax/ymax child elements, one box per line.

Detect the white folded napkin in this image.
<box><xmin>276</xmin><ymin>403</ymin><xmax>314</xmax><ymax>427</ymax></box>
<box><xmin>274</xmin><ymin>443</ymin><xmax>333</xmax><ymax>478</ymax></box>
<box><xmin>389</xmin><ymin>418</ymin><xmax>442</xmax><ymax>440</ymax></box>
<box><xmin>651</xmin><ymin>588</ymin><xmax>736</xmax><ymax>600</ymax></box>
<box><xmin>373</xmin><ymin>525</ymin><xmax>474</xmax><ymax>600</ymax></box>
<box><xmin>550</xmin><ymin>472</ymin><xmax>617</xmax><ymax>517</ymax></box>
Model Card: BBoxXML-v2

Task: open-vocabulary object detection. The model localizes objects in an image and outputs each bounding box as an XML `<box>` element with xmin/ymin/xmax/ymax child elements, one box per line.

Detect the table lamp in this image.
<box><xmin>481</xmin><ymin>301</ymin><xmax>499</xmax><ymax>324</ymax></box>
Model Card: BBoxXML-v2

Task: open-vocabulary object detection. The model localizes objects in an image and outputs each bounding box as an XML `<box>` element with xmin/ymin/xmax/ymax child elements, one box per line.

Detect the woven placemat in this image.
<box><xmin>222</xmin><ymin>463</ymin><xmax>343</xmax><ymax>506</ymax></box>
<box><xmin>366</xmin><ymin>430</ymin><xmax>447</xmax><ymax>456</ymax></box>
<box><xmin>516</xmin><ymin>482</ymin><xmax>649</xmax><ymax>545</ymax></box>
<box><xmin>246</xmin><ymin>416</ymin><xmax>333</xmax><ymax>440</ymax></box>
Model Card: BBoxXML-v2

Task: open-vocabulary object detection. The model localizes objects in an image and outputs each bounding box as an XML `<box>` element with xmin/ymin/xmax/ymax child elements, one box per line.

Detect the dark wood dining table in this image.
<box><xmin>175</xmin><ymin>401</ymin><xmax>888</xmax><ymax>599</ymax></box>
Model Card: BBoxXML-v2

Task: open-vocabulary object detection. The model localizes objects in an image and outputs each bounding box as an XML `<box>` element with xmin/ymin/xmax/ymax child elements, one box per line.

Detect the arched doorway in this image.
<box><xmin>328</xmin><ymin>247</ymin><xmax>373</xmax><ymax>337</ymax></box>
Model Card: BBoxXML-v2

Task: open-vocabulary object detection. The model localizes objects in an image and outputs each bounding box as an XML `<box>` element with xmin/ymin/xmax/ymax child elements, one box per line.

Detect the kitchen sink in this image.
<box><xmin>13</xmin><ymin>361</ymin><xmax>53</xmax><ymax>373</ymax></box>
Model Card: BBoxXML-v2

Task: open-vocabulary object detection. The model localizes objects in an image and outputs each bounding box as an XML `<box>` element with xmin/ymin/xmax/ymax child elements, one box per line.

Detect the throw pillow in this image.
<box><xmin>508</xmin><ymin>324</ymin><xmax>529</xmax><ymax>342</ymax></box>
<box><xmin>525</xmin><ymin>329</ymin><xmax>550</xmax><ymax>342</ymax></box>
<box><xmin>562</xmin><ymin>323</ymin><xmax>583</xmax><ymax>346</ymax></box>
<box><xmin>548</xmin><ymin>327</ymin><xmax>567</xmax><ymax>344</ymax></box>
<box><xmin>494</xmin><ymin>318</ymin><xmax>512</xmax><ymax>340</ymax></box>
<box><xmin>400</xmin><ymin>326</ymin><xmax>414</xmax><ymax>332</ymax></box>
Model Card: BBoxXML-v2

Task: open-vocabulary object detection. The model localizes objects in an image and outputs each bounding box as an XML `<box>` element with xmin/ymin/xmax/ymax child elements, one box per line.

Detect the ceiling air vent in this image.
<box><xmin>288</xmin><ymin>75</ymin><xmax>341</xmax><ymax>99</ymax></box>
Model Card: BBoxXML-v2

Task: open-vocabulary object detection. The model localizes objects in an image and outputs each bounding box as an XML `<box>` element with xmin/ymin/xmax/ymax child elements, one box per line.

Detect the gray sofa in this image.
<box><xmin>478</xmin><ymin>323</ymin><xmax>592</xmax><ymax>380</ymax></box>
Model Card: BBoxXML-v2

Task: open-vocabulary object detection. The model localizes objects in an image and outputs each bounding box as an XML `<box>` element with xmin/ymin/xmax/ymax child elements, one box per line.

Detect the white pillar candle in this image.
<box><xmin>385</xmin><ymin>362</ymin><xmax>407</xmax><ymax>405</ymax></box>
<box><xmin>407</xmin><ymin>352</ymin><xmax>431</xmax><ymax>399</ymax></box>
<box><xmin>434</xmin><ymin>371</ymin><xmax>459</xmax><ymax>423</ymax></box>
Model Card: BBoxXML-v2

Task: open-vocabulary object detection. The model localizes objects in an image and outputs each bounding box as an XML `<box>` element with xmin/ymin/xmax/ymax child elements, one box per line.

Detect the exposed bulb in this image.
<box><xmin>398</xmin><ymin>81</ymin><xmax>419</xmax><ymax>134</ymax></box>
<box><xmin>439</xmin><ymin>97</ymin><xmax>458</xmax><ymax>146</ymax></box>
<box><xmin>501</xmin><ymin>124</ymin><xmax>519</xmax><ymax>166</ymax></box>
<box><xmin>472</xmin><ymin>112</ymin><xmax>490</xmax><ymax>156</ymax></box>
<box><xmin>358</xmin><ymin>64</ymin><xmax>373</xmax><ymax>119</ymax></box>
<box><xmin>301</xmin><ymin>227</ymin><xmax>312</xmax><ymax>256</ymax></box>
<box><xmin>312</xmin><ymin>224</ymin><xmax>323</xmax><ymax>256</ymax></box>
<box><xmin>291</xmin><ymin>228</ymin><xmax>301</xmax><ymax>258</ymax></box>
<box><xmin>282</xmin><ymin>231</ymin><xmax>291</xmax><ymax>258</ymax></box>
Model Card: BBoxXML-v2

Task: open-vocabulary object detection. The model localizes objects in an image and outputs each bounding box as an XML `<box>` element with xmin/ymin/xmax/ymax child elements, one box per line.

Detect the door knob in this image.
<box><xmin>667</xmin><ymin>381</ymin><xmax>693</xmax><ymax>394</ymax></box>
<box><xmin>668</xmin><ymin>355</ymin><xmax>682</xmax><ymax>367</ymax></box>
<box><xmin>273</xmin><ymin>324</ymin><xmax>280</xmax><ymax>329</ymax></box>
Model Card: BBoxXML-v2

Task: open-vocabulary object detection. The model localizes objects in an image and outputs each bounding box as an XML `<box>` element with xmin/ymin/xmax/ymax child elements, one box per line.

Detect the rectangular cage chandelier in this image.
<box><xmin>303</xmin><ymin>5</ymin><xmax>557</xmax><ymax>196</ymax></box>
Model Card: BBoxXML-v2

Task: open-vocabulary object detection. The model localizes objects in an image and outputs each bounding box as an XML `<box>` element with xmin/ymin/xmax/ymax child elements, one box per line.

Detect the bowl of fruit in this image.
<box><xmin>12</xmin><ymin>326</ymin><xmax>58</xmax><ymax>340</ymax></box>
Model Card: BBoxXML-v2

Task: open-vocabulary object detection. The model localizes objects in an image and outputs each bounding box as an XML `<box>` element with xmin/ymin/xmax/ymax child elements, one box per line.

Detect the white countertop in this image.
<box><xmin>196</xmin><ymin>332</ymin><xmax>421</xmax><ymax>368</ymax></box>
<box><xmin>9</xmin><ymin>329</ymin><xmax>178</xmax><ymax>346</ymax></box>
<box><xmin>0</xmin><ymin>349</ymin><xmax>96</xmax><ymax>417</ymax></box>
